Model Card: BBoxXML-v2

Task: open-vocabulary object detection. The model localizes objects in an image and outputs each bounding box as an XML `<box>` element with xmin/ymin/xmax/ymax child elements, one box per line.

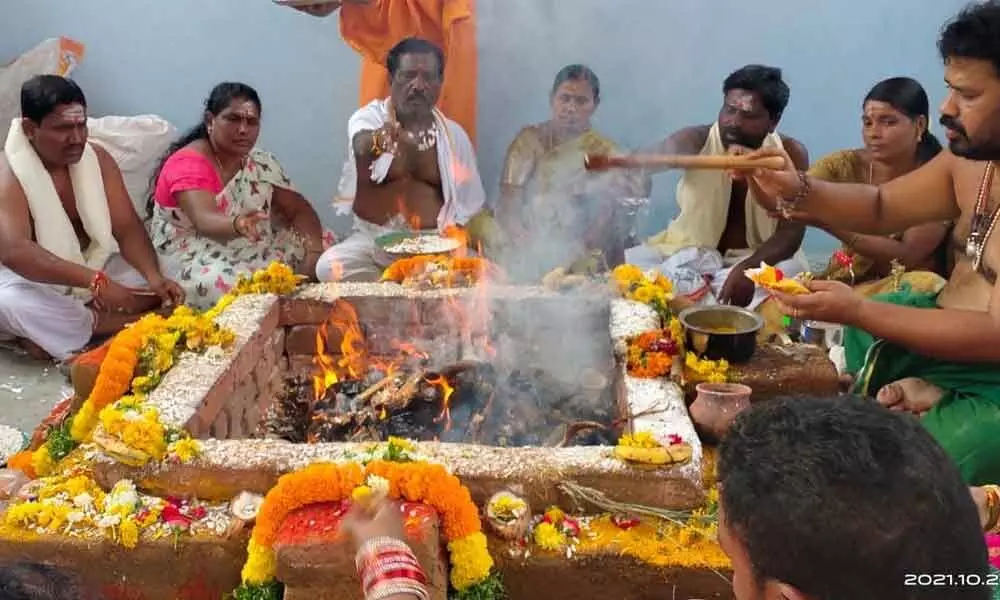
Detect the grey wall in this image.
<box><xmin>0</xmin><ymin>0</ymin><xmax>970</xmax><ymax>254</ymax></box>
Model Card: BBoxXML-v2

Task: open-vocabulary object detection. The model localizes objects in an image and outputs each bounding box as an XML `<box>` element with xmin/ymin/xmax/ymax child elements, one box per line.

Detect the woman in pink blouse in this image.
<box><xmin>148</xmin><ymin>82</ymin><xmax>333</xmax><ymax>308</ymax></box>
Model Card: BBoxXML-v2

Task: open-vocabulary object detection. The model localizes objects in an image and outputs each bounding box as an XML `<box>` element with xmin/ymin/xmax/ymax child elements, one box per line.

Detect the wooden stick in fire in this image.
<box><xmin>583</xmin><ymin>153</ymin><xmax>786</xmax><ymax>172</ymax></box>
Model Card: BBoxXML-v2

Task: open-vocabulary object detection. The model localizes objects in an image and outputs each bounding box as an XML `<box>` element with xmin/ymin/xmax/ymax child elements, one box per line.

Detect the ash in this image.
<box><xmin>273</xmin><ymin>360</ymin><xmax>617</xmax><ymax>447</ymax></box>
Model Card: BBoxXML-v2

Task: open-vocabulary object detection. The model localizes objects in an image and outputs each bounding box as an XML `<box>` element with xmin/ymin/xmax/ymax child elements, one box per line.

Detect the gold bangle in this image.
<box><xmin>985</xmin><ymin>485</ymin><xmax>1000</xmax><ymax>533</ymax></box>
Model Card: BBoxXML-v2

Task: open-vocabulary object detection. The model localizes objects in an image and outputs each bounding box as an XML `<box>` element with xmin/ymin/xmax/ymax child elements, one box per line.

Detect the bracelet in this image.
<box><xmin>355</xmin><ymin>537</ymin><xmax>413</xmax><ymax>567</ymax></box>
<box><xmin>367</xmin><ymin>580</ymin><xmax>430</xmax><ymax>600</ymax></box>
<box><xmin>89</xmin><ymin>270</ymin><xmax>109</xmax><ymax>298</ymax></box>
<box><xmin>983</xmin><ymin>485</ymin><xmax>1000</xmax><ymax>533</ymax></box>
<box><xmin>356</xmin><ymin>537</ymin><xmax>429</xmax><ymax>600</ymax></box>
<box><xmin>778</xmin><ymin>170</ymin><xmax>811</xmax><ymax>218</ymax></box>
<box><xmin>232</xmin><ymin>215</ymin><xmax>243</xmax><ymax>237</ymax></box>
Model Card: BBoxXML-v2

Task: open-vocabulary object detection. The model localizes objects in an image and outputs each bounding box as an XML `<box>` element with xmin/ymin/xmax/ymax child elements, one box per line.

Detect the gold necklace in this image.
<box><xmin>967</xmin><ymin>163</ymin><xmax>1000</xmax><ymax>279</ymax></box>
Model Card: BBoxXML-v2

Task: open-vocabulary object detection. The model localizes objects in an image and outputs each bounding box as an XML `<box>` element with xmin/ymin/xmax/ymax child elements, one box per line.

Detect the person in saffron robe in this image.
<box><xmin>287</xmin><ymin>0</ymin><xmax>477</xmax><ymax>143</ymax></box>
<box><xmin>743</xmin><ymin>1</ymin><xmax>1000</xmax><ymax>486</ymax></box>
<box><xmin>497</xmin><ymin>64</ymin><xmax>649</xmax><ymax>281</ymax></box>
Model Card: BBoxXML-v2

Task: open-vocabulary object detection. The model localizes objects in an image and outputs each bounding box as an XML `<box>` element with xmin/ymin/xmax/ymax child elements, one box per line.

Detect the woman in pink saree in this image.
<box><xmin>148</xmin><ymin>82</ymin><xmax>332</xmax><ymax>309</ymax></box>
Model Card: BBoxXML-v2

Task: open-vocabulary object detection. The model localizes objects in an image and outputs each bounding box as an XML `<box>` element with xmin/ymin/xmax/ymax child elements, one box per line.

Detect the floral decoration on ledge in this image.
<box><xmin>626</xmin><ymin>319</ymin><xmax>684</xmax><ymax>378</ymax></box>
<box><xmin>8</xmin><ymin>262</ymin><xmax>304</xmax><ymax>480</ymax></box>
<box><xmin>611</xmin><ymin>264</ymin><xmax>674</xmax><ymax>320</ymax></box>
<box><xmin>0</xmin><ymin>474</ymin><xmax>233</xmax><ymax>550</ymax></box>
<box><xmin>234</xmin><ymin>437</ymin><xmax>505</xmax><ymax>600</ymax></box>
<box><xmin>613</xmin><ymin>431</ymin><xmax>692</xmax><ymax>467</ymax></box>
<box><xmin>505</xmin><ymin>486</ymin><xmax>728</xmax><ymax>572</ymax></box>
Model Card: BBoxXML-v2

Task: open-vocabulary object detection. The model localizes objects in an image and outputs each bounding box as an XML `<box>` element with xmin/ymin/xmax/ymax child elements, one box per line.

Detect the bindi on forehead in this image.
<box><xmin>229</xmin><ymin>101</ymin><xmax>259</xmax><ymax>117</ymax></box>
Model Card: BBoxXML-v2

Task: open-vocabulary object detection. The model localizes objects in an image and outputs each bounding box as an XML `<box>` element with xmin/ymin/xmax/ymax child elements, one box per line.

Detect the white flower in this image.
<box><xmin>97</xmin><ymin>515</ymin><xmax>121</xmax><ymax>529</ymax></box>
<box><xmin>365</xmin><ymin>475</ymin><xmax>390</xmax><ymax>498</ymax></box>
<box><xmin>67</xmin><ymin>511</ymin><xmax>86</xmax><ymax>524</ymax></box>
<box><xmin>73</xmin><ymin>493</ymin><xmax>94</xmax><ymax>509</ymax></box>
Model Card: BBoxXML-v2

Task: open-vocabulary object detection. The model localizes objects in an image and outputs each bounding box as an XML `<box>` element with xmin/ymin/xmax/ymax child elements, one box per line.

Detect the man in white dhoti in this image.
<box><xmin>0</xmin><ymin>75</ymin><xmax>183</xmax><ymax>361</ymax></box>
<box><xmin>316</xmin><ymin>37</ymin><xmax>487</xmax><ymax>282</ymax></box>
<box><xmin>626</xmin><ymin>65</ymin><xmax>810</xmax><ymax>308</ymax></box>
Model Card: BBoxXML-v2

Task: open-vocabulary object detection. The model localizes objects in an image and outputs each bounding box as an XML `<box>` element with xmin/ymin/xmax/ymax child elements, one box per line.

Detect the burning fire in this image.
<box><xmin>423</xmin><ymin>374</ymin><xmax>455</xmax><ymax>430</ymax></box>
<box><xmin>314</xmin><ymin>300</ymin><xmax>369</xmax><ymax>399</ymax></box>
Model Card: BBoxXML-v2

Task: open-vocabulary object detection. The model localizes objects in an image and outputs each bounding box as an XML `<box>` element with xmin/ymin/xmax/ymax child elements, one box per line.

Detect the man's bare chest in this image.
<box><xmin>386</xmin><ymin>147</ymin><xmax>441</xmax><ymax>187</ymax></box>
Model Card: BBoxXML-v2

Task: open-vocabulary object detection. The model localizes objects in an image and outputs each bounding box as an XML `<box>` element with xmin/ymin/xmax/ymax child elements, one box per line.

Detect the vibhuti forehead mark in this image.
<box><xmin>57</xmin><ymin>105</ymin><xmax>86</xmax><ymax>123</ymax></box>
<box><xmin>728</xmin><ymin>90</ymin><xmax>758</xmax><ymax>113</ymax></box>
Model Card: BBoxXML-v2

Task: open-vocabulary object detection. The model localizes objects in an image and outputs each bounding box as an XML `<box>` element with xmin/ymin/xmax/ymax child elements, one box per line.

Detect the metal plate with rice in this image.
<box><xmin>375</xmin><ymin>232</ymin><xmax>462</xmax><ymax>257</ymax></box>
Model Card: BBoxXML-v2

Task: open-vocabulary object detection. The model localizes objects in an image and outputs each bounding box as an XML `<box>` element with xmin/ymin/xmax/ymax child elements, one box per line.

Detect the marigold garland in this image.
<box><xmin>626</xmin><ymin>321</ymin><xmax>682</xmax><ymax>378</ymax></box>
<box><xmin>31</xmin><ymin>263</ymin><xmax>300</xmax><ymax>479</ymax></box>
<box><xmin>236</xmin><ymin>454</ymin><xmax>503</xmax><ymax>599</ymax></box>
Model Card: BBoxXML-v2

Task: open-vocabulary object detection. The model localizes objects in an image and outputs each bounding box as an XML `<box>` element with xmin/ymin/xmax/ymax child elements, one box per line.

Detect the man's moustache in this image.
<box><xmin>940</xmin><ymin>115</ymin><xmax>967</xmax><ymax>137</ymax></box>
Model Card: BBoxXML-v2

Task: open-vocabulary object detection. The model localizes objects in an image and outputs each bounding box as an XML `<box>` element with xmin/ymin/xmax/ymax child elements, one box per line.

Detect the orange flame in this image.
<box><xmin>424</xmin><ymin>374</ymin><xmax>454</xmax><ymax>431</ymax></box>
<box><xmin>313</xmin><ymin>326</ymin><xmax>340</xmax><ymax>401</ymax></box>
<box><xmin>442</xmin><ymin>224</ymin><xmax>469</xmax><ymax>258</ymax></box>
<box><xmin>313</xmin><ymin>300</ymin><xmax>368</xmax><ymax>399</ymax></box>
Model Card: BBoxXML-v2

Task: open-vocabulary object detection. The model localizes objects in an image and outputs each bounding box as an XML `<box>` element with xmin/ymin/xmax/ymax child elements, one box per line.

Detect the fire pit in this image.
<box><xmin>2</xmin><ymin>275</ymin><xmax>731</xmax><ymax>600</ymax></box>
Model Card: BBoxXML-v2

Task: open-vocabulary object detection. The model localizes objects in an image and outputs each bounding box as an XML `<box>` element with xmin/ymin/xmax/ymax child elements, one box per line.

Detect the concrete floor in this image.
<box><xmin>0</xmin><ymin>347</ymin><xmax>71</xmax><ymax>437</ymax></box>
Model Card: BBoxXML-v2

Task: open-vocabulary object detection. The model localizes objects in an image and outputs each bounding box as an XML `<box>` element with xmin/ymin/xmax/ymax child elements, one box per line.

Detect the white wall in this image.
<box><xmin>0</xmin><ymin>0</ymin><xmax>971</xmax><ymax>255</ymax></box>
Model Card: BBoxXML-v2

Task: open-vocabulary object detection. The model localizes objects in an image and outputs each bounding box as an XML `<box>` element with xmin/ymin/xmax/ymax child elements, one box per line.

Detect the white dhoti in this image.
<box><xmin>0</xmin><ymin>255</ymin><xmax>146</xmax><ymax>360</ymax></box>
<box><xmin>625</xmin><ymin>245</ymin><xmax>808</xmax><ymax>310</ymax></box>
<box><xmin>315</xmin><ymin>216</ymin><xmax>435</xmax><ymax>282</ymax></box>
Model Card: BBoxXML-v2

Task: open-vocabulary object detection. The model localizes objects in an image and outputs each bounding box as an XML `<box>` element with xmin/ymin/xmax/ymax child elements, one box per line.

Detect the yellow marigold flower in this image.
<box><xmin>654</xmin><ymin>273</ymin><xmax>674</xmax><ymax>294</ymax></box>
<box><xmin>351</xmin><ymin>485</ymin><xmax>372</xmax><ymax>503</ymax></box>
<box><xmin>632</xmin><ymin>285</ymin><xmax>656</xmax><ymax>304</ymax></box>
<box><xmin>533</xmin><ymin>522</ymin><xmax>568</xmax><ymax>551</ymax></box>
<box><xmin>242</xmin><ymin>538</ymin><xmax>278</xmax><ymax>584</ymax></box>
<box><xmin>447</xmin><ymin>532</ymin><xmax>494</xmax><ymax>590</ymax></box>
<box><xmin>386</xmin><ymin>436</ymin><xmax>415</xmax><ymax>452</ymax></box>
<box><xmin>613</xmin><ymin>264</ymin><xmax>644</xmax><ymax>285</ymax></box>
<box><xmin>543</xmin><ymin>506</ymin><xmax>566</xmax><ymax>523</ymax></box>
<box><xmin>118</xmin><ymin>518</ymin><xmax>140</xmax><ymax>549</ymax></box>
<box><xmin>168</xmin><ymin>438</ymin><xmax>201</xmax><ymax>463</ymax></box>
<box><xmin>31</xmin><ymin>446</ymin><xmax>55</xmax><ymax>477</ymax></box>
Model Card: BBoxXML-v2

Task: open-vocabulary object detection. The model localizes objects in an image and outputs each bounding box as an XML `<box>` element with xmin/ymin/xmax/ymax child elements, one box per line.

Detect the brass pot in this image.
<box><xmin>679</xmin><ymin>305</ymin><xmax>763</xmax><ymax>364</ymax></box>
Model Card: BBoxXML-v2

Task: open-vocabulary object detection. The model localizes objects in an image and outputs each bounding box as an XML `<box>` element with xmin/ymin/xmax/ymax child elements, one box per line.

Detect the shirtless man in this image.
<box><xmin>628</xmin><ymin>65</ymin><xmax>808</xmax><ymax>307</ymax></box>
<box><xmin>316</xmin><ymin>37</ymin><xmax>486</xmax><ymax>282</ymax></box>
<box><xmin>745</xmin><ymin>0</ymin><xmax>1000</xmax><ymax>485</ymax></box>
<box><xmin>0</xmin><ymin>75</ymin><xmax>183</xmax><ymax>361</ymax></box>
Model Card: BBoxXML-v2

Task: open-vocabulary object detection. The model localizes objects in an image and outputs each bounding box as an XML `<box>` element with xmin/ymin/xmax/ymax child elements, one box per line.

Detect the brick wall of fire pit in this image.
<box><xmin>134</xmin><ymin>283</ymin><xmax>706</xmax><ymax>512</ymax></box>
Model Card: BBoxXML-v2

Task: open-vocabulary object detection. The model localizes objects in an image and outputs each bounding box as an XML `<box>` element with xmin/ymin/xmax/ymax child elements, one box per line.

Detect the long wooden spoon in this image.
<box><xmin>584</xmin><ymin>153</ymin><xmax>786</xmax><ymax>172</ymax></box>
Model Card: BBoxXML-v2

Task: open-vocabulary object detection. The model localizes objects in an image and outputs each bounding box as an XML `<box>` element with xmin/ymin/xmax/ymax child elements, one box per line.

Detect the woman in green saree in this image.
<box><xmin>497</xmin><ymin>64</ymin><xmax>648</xmax><ymax>281</ymax></box>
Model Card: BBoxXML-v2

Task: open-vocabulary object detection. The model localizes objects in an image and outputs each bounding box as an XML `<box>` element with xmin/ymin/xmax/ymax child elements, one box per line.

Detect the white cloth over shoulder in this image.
<box><xmin>3</xmin><ymin>118</ymin><xmax>119</xmax><ymax>295</ymax></box>
<box><xmin>334</xmin><ymin>98</ymin><xmax>485</xmax><ymax>231</ymax></box>
<box><xmin>645</xmin><ymin>121</ymin><xmax>793</xmax><ymax>256</ymax></box>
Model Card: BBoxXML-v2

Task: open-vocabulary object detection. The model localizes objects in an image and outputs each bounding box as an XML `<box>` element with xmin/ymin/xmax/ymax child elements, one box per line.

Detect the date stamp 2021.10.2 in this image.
<box><xmin>905</xmin><ymin>573</ymin><xmax>1000</xmax><ymax>587</ymax></box>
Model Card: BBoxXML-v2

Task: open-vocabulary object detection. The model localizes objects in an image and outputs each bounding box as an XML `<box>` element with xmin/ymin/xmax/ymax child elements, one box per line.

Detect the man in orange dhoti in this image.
<box><xmin>289</xmin><ymin>0</ymin><xmax>478</xmax><ymax>144</ymax></box>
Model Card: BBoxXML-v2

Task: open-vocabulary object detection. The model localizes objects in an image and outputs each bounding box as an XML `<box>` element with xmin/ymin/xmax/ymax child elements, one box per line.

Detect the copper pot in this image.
<box><xmin>689</xmin><ymin>382</ymin><xmax>752</xmax><ymax>442</ymax></box>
